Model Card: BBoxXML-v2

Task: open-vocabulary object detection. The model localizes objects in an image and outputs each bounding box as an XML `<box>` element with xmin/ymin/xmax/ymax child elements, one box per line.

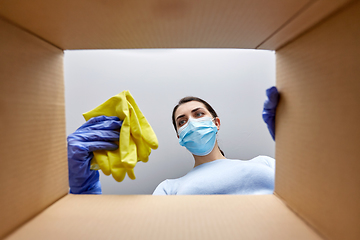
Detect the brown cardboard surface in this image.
<box><xmin>275</xmin><ymin>1</ymin><xmax>360</xmax><ymax>239</ymax></box>
<box><xmin>0</xmin><ymin>0</ymin><xmax>309</xmax><ymax>50</ymax></box>
<box><xmin>5</xmin><ymin>194</ymin><xmax>322</xmax><ymax>240</ymax></box>
<box><xmin>0</xmin><ymin>18</ymin><xmax>68</xmax><ymax>238</ymax></box>
<box><xmin>0</xmin><ymin>0</ymin><xmax>358</xmax><ymax>239</ymax></box>
<box><xmin>258</xmin><ymin>0</ymin><xmax>353</xmax><ymax>50</ymax></box>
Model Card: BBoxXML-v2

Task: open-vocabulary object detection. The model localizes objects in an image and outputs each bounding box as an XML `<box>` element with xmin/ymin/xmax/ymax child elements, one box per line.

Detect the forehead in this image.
<box><xmin>175</xmin><ymin>101</ymin><xmax>208</xmax><ymax>118</ymax></box>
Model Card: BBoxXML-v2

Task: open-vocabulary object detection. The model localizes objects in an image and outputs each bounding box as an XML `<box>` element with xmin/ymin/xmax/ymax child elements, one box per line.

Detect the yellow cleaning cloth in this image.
<box><xmin>83</xmin><ymin>90</ymin><xmax>158</xmax><ymax>182</ymax></box>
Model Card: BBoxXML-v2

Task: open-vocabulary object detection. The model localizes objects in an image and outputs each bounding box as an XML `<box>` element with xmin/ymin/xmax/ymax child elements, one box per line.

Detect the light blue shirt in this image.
<box><xmin>153</xmin><ymin>156</ymin><xmax>275</xmax><ymax>195</ymax></box>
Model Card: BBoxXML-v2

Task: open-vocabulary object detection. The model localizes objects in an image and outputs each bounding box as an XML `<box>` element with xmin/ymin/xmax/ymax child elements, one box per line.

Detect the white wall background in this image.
<box><xmin>64</xmin><ymin>49</ymin><xmax>275</xmax><ymax>195</ymax></box>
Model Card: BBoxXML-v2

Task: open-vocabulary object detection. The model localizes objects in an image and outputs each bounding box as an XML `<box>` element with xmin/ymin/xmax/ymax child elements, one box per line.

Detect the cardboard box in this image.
<box><xmin>0</xmin><ymin>0</ymin><xmax>359</xmax><ymax>239</ymax></box>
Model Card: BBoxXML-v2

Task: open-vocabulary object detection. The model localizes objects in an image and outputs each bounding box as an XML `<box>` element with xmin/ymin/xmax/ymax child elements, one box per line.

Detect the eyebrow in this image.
<box><xmin>176</xmin><ymin>107</ymin><xmax>204</xmax><ymax>121</ymax></box>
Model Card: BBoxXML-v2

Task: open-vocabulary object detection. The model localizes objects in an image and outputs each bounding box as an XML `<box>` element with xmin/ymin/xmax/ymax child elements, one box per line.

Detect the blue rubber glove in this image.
<box><xmin>262</xmin><ymin>86</ymin><xmax>279</xmax><ymax>141</ymax></box>
<box><xmin>67</xmin><ymin>116</ymin><xmax>122</xmax><ymax>194</ymax></box>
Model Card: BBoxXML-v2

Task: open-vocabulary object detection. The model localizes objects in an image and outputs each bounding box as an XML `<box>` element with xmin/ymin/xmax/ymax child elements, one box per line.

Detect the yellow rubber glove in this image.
<box><xmin>83</xmin><ymin>90</ymin><xmax>159</xmax><ymax>182</ymax></box>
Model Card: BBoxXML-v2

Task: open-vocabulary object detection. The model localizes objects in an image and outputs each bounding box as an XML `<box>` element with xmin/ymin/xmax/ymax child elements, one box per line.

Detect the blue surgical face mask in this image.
<box><xmin>178</xmin><ymin>116</ymin><xmax>218</xmax><ymax>156</ymax></box>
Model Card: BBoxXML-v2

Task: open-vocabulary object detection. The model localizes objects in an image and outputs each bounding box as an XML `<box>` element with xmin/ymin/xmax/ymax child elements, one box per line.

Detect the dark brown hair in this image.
<box><xmin>172</xmin><ymin>96</ymin><xmax>225</xmax><ymax>157</ymax></box>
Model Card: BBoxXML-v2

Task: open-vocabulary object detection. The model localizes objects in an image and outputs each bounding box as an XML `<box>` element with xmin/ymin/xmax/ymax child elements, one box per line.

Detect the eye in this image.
<box><xmin>178</xmin><ymin>119</ymin><xmax>187</xmax><ymax>127</ymax></box>
<box><xmin>195</xmin><ymin>111</ymin><xmax>204</xmax><ymax>118</ymax></box>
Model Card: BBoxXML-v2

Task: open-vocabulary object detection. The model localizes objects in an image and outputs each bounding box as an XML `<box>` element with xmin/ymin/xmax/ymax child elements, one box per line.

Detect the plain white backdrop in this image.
<box><xmin>64</xmin><ymin>49</ymin><xmax>275</xmax><ymax>194</ymax></box>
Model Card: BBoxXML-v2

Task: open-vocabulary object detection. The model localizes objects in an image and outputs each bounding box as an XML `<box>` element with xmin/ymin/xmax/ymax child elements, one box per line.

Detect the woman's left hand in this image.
<box><xmin>262</xmin><ymin>86</ymin><xmax>279</xmax><ymax>141</ymax></box>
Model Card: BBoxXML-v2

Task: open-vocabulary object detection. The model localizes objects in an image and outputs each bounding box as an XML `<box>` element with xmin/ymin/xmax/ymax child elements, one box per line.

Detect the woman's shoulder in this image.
<box><xmin>152</xmin><ymin>178</ymin><xmax>182</xmax><ymax>195</ymax></box>
<box><xmin>246</xmin><ymin>155</ymin><xmax>275</xmax><ymax>169</ymax></box>
<box><xmin>152</xmin><ymin>179</ymin><xmax>169</xmax><ymax>195</ymax></box>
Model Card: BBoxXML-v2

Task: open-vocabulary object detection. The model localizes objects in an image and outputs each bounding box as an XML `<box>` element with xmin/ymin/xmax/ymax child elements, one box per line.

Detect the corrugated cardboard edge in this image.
<box><xmin>6</xmin><ymin>194</ymin><xmax>323</xmax><ymax>240</ymax></box>
<box><xmin>0</xmin><ymin>0</ymin><xmax>310</xmax><ymax>50</ymax></box>
<box><xmin>275</xmin><ymin>1</ymin><xmax>360</xmax><ymax>239</ymax></box>
<box><xmin>0</xmin><ymin>17</ymin><xmax>68</xmax><ymax>238</ymax></box>
<box><xmin>258</xmin><ymin>0</ymin><xmax>354</xmax><ymax>50</ymax></box>
<box><xmin>274</xmin><ymin>193</ymin><xmax>326</xmax><ymax>239</ymax></box>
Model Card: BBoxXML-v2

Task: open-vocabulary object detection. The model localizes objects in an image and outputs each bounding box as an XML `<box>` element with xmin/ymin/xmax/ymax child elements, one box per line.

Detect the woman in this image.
<box><xmin>152</xmin><ymin>96</ymin><xmax>275</xmax><ymax>195</ymax></box>
<box><xmin>67</xmin><ymin>87</ymin><xmax>279</xmax><ymax>195</ymax></box>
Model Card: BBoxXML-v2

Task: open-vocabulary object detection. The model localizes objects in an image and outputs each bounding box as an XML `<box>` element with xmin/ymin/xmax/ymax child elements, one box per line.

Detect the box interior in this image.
<box><xmin>6</xmin><ymin>195</ymin><xmax>322</xmax><ymax>240</ymax></box>
<box><xmin>276</xmin><ymin>1</ymin><xmax>360</xmax><ymax>239</ymax></box>
<box><xmin>1</xmin><ymin>0</ymin><xmax>359</xmax><ymax>239</ymax></box>
<box><xmin>0</xmin><ymin>18</ymin><xmax>68</xmax><ymax>238</ymax></box>
<box><xmin>0</xmin><ymin>0</ymin><xmax>352</xmax><ymax>50</ymax></box>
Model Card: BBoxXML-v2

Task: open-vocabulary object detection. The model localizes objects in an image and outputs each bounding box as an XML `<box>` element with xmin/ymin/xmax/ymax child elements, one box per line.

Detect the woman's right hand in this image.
<box><xmin>67</xmin><ymin>116</ymin><xmax>122</xmax><ymax>194</ymax></box>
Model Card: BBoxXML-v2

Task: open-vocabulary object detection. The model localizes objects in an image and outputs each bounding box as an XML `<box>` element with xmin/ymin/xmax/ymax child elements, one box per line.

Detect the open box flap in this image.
<box><xmin>5</xmin><ymin>194</ymin><xmax>322</xmax><ymax>240</ymax></box>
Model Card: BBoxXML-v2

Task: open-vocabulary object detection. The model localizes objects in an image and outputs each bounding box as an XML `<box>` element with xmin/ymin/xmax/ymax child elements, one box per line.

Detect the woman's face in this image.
<box><xmin>174</xmin><ymin>101</ymin><xmax>219</xmax><ymax>135</ymax></box>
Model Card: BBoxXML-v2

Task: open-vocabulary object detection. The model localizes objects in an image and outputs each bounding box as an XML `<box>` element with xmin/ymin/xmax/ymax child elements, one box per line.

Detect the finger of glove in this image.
<box><xmin>262</xmin><ymin>112</ymin><xmax>275</xmax><ymax>140</ymax></box>
<box><xmin>78</xmin><ymin>120</ymin><xmax>122</xmax><ymax>132</ymax></box>
<box><xmin>264</xmin><ymin>87</ymin><xmax>279</xmax><ymax>109</ymax></box>
<box><xmin>69</xmin><ymin>130</ymin><xmax>120</xmax><ymax>143</ymax></box>
<box><xmin>126</xmin><ymin>168</ymin><xmax>136</xmax><ymax>180</ymax></box>
<box><xmin>127</xmin><ymin>98</ymin><xmax>158</xmax><ymax>150</ymax></box>
<box><xmin>107</xmin><ymin>149</ymin><xmax>126</xmax><ymax>182</ymax></box>
<box><xmin>112</xmin><ymin>167</ymin><xmax>127</xmax><ymax>182</ymax></box>
<box><xmin>267</xmin><ymin>119</ymin><xmax>275</xmax><ymax>140</ymax></box>
<box><xmin>262</xmin><ymin>109</ymin><xmax>276</xmax><ymax>119</ymax></box>
<box><xmin>93</xmin><ymin>151</ymin><xmax>111</xmax><ymax>176</ymax></box>
<box><xmin>81</xmin><ymin>141</ymin><xmax>119</xmax><ymax>153</ymax></box>
<box><xmin>78</xmin><ymin>116</ymin><xmax>122</xmax><ymax>131</ymax></box>
<box><xmin>136</xmin><ymin>138</ymin><xmax>151</xmax><ymax>162</ymax></box>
